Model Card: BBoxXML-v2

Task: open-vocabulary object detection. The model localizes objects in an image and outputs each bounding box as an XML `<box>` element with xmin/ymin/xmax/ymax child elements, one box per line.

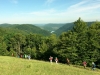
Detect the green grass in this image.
<box><xmin>0</xmin><ymin>56</ymin><xmax>100</xmax><ymax>75</ymax></box>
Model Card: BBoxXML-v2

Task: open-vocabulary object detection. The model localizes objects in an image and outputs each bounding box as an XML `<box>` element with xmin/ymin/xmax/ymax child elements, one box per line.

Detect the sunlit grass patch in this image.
<box><xmin>0</xmin><ymin>56</ymin><xmax>100</xmax><ymax>75</ymax></box>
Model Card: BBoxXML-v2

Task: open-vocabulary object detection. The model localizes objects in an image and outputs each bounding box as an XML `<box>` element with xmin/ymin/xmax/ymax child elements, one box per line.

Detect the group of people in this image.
<box><xmin>24</xmin><ymin>54</ymin><xmax>31</xmax><ymax>60</ymax></box>
<box><xmin>49</xmin><ymin>56</ymin><xmax>58</xmax><ymax>64</ymax></box>
<box><xmin>49</xmin><ymin>56</ymin><xmax>70</xmax><ymax>65</ymax></box>
<box><xmin>12</xmin><ymin>53</ymin><xmax>31</xmax><ymax>60</ymax></box>
<box><xmin>49</xmin><ymin>56</ymin><xmax>96</xmax><ymax>70</ymax></box>
<box><xmin>83</xmin><ymin>61</ymin><xmax>96</xmax><ymax>70</ymax></box>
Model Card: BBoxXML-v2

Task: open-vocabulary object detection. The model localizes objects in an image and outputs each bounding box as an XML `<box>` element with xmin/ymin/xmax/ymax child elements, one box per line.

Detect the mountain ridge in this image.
<box><xmin>0</xmin><ymin>24</ymin><xmax>51</xmax><ymax>36</ymax></box>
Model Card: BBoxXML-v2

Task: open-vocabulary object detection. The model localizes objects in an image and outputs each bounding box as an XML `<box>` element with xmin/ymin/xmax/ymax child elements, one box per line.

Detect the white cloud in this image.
<box><xmin>29</xmin><ymin>9</ymin><xmax>56</xmax><ymax>16</ymax></box>
<box><xmin>68</xmin><ymin>1</ymin><xmax>87</xmax><ymax>9</ymax></box>
<box><xmin>69</xmin><ymin>0</ymin><xmax>100</xmax><ymax>21</ymax></box>
<box><xmin>45</xmin><ymin>0</ymin><xmax>55</xmax><ymax>6</ymax></box>
<box><xmin>67</xmin><ymin>0</ymin><xmax>100</xmax><ymax>13</ymax></box>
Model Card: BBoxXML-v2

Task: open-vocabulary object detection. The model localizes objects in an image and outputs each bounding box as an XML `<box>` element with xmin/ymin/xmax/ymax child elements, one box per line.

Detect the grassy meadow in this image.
<box><xmin>0</xmin><ymin>56</ymin><xmax>100</xmax><ymax>75</ymax></box>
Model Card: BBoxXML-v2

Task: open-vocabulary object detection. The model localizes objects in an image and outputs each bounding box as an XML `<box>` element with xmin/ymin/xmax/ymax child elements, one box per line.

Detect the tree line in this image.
<box><xmin>0</xmin><ymin>18</ymin><xmax>100</xmax><ymax>68</ymax></box>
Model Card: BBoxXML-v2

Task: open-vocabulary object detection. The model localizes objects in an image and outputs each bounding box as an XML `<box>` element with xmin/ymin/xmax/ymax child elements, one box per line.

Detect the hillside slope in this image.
<box><xmin>54</xmin><ymin>22</ymin><xmax>94</xmax><ymax>36</ymax></box>
<box><xmin>0</xmin><ymin>24</ymin><xmax>51</xmax><ymax>36</ymax></box>
<box><xmin>54</xmin><ymin>23</ymin><xmax>74</xmax><ymax>35</ymax></box>
<box><xmin>0</xmin><ymin>56</ymin><xmax>100</xmax><ymax>75</ymax></box>
<box><xmin>40</xmin><ymin>23</ymin><xmax>65</xmax><ymax>32</ymax></box>
<box><xmin>0</xmin><ymin>23</ymin><xmax>12</xmax><ymax>27</ymax></box>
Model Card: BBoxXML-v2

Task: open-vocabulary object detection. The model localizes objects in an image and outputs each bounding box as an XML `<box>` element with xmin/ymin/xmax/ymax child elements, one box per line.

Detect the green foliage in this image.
<box><xmin>0</xmin><ymin>42</ymin><xmax>8</xmax><ymax>55</ymax></box>
<box><xmin>73</xmin><ymin>17</ymin><xmax>88</xmax><ymax>33</ymax></box>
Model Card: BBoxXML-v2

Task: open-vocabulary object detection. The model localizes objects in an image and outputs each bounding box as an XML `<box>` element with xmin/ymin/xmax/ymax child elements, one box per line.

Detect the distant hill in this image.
<box><xmin>0</xmin><ymin>27</ymin><xmax>27</xmax><ymax>36</ymax></box>
<box><xmin>54</xmin><ymin>22</ymin><xmax>94</xmax><ymax>36</ymax></box>
<box><xmin>0</xmin><ymin>23</ymin><xmax>13</xmax><ymax>27</ymax></box>
<box><xmin>39</xmin><ymin>23</ymin><xmax>65</xmax><ymax>33</ymax></box>
<box><xmin>0</xmin><ymin>24</ymin><xmax>51</xmax><ymax>36</ymax></box>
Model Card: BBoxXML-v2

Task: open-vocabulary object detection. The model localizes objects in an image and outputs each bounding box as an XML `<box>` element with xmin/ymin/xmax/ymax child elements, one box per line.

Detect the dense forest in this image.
<box><xmin>0</xmin><ymin>18</ymin><xmax>100</xmax><ymax>68</ymax></box>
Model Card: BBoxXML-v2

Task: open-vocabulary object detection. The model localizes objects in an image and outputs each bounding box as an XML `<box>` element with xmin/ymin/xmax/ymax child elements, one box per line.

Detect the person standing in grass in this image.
<box><xmin>12</xmin><ymin>53</ymin><xmax>14</xmax><ymax>57</ymax></box>
<box><xmin>55</xmin><ymin>57</ymin><xmax>58</xmax><ymax>64</ymax></box>
<box><xmin>92</xmin><ymin>62</ymin><xmax>96</xmax><ymax>71</ymax></box>
<box><xmin>49</xmin><ymin>56</ymin><xmax>53</xmax><ymax>63</ymax></box>
<box><xmin>28</xmin><ymin>55</ymin><xmax>31</xmax><ymax>60</ymax></box>
<box><xmin>66</xmin><ymin>58</ymin><xmax>70</xmax><ymax>66</ymax></box>
<box><xmin>83</xmin><ymin>61</ymin><xmax>87</xmax><ymax>68</ymax></box>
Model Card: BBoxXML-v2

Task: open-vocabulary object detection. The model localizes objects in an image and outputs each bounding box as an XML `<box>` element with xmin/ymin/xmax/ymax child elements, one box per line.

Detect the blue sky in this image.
<box><xmin>0</xmin><ymin>0</ymin><xmax>100</xmax><ymax>24</ymax></box>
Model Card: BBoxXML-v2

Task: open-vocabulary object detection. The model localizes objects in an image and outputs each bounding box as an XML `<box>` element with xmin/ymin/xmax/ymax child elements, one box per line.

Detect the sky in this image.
<box><xmin>0</xmin><ymin>0</ymin><xmax>100</xmax><ymax>24</ymax></box>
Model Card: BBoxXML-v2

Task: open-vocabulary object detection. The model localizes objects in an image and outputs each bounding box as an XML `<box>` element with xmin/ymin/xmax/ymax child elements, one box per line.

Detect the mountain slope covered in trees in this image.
<box><xmin>0</xmin><ymin>24</ymin><xmax>51</xmax><ymax>36</ymax></box>
<box><xmin>54</xmin><ymin>22</ymin><xmax>94</xmax><ymax>36</ymax></box>
<box><xmin>40</xmin><ymin>23</ymin><xmax>65</xmax><ymax>32</ymax></box>
<box><xmin>0</xmin><ymin>23</ymin><xmax>13</xmax><ymax>27</ymax></box>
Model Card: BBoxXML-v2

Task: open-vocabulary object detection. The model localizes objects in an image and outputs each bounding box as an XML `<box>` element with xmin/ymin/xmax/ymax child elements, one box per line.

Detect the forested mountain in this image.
<box><xmin>40</xmin><ymin>23</ymin><xmax>65</xmax><ymax>32</ymax></box>
<box><xmin>0</xmin><ymin>23</ymin><xmax>13</xmax><ymax>27</ymax></box>
<box><xmin>0</xmin><ymin>24</ymin><xmax>51</xmax><ymax>36</ymax></box>
<box><xmin>54</xmin><ymin>22</ymin><xmax>94</xmax><ymax>36</ymax></box>
<box><xmin>0</xmin><ymin>27</ymin><xmax>28</xmax><ymax>36</ymax></box>
<box><xmin>54</xmin><ymin>23</ymin><xmax>74</xmax><ymax>35</ymax></box>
